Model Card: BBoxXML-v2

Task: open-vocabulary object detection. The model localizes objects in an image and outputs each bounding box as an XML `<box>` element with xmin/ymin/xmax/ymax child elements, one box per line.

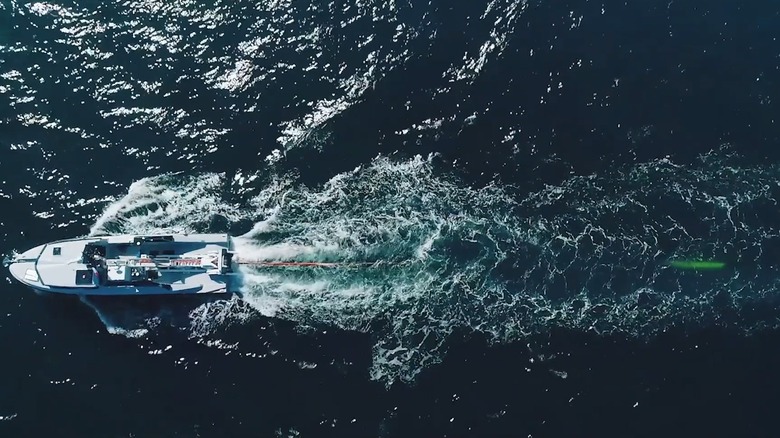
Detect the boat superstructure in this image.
<box><xmin>5</xmin><ymin>234</ymin><xmax>239</xmax><ymax>295</ymax></box>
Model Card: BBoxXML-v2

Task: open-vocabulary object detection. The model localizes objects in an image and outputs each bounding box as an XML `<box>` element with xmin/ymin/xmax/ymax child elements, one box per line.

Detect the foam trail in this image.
<box><xmin>82</xmin><ymin>152</ymin><xmax>780</xmax><ymax>387</ymax></box>
<box><xmin>89</xmin><ymin>177</ymin><xmax>153</xmax><ymax>236</ymax></box>
<box><xmin>240</xmin><ymin>206</ymin><xmax>281</xmax><ymax>238</ymax></box>
<box><xmin>79</xmin><ymin>296</ymin><xmax>149</xmax><ymax>338</ymax></box>
<box><xmin>89</xmin><ymin>173</ymin><xmax>252</xmax><ymax>236</ymax></box>
<box><xmin>233</xmin><ymin>236</ymin><xmax>341</xmax><ymax>262</ymax></box>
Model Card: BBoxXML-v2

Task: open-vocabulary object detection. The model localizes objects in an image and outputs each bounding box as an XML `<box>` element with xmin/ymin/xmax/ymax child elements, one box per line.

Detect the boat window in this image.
<box><xmin>134</xmin><ymin>236</ymin><xmax>174</xmax><ymax>245</ymax></box>
<box><xmin>75</xmin><ymin>270</ymin><xmax>93</xmax><ymax>285</ymax></box>
<box><xmin>53</xmin><ymin>247</ymin><xmax>61</xmax><ymax>256</ymax></box>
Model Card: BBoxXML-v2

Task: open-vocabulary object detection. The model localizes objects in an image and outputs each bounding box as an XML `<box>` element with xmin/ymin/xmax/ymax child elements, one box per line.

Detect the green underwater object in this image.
<box><xmin>667</xmin><ymin>260</ymin><xmax>727</xmax><ymax>270</ymax></box>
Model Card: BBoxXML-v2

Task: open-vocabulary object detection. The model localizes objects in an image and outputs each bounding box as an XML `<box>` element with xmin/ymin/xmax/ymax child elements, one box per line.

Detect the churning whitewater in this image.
<box><xmin>86</xmin><ymin>152</ymin><xmax>780</xmax><ymax>386</ymax></box>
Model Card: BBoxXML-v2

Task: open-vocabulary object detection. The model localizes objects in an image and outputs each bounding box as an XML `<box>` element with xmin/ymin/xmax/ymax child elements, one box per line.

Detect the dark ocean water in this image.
<box><xmin>3</xmin><ymin>0</ymin><xmax>780</xmax><ymax>436</ymax></box>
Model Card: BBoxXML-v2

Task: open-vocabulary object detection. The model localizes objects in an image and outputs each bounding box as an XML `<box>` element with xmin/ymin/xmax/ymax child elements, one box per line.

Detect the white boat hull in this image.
<box><xmin>5</xmin><ymin>234</ymin><xmax>240</xmax><ymax>296</ymax></box>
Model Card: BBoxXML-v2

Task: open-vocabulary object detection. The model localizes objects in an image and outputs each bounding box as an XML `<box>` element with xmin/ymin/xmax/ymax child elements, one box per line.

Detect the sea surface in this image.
<box><xmin>2</xmin><ymin>0</ymin><xmax>780</xmax><ymax>436</ymax></box>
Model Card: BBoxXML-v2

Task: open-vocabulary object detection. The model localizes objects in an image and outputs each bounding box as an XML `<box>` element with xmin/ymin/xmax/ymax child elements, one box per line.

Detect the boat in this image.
<box><xmin>4</xmin><ymin>234</ymin><xmax>240</xmax><ymax>296</ymax></box>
